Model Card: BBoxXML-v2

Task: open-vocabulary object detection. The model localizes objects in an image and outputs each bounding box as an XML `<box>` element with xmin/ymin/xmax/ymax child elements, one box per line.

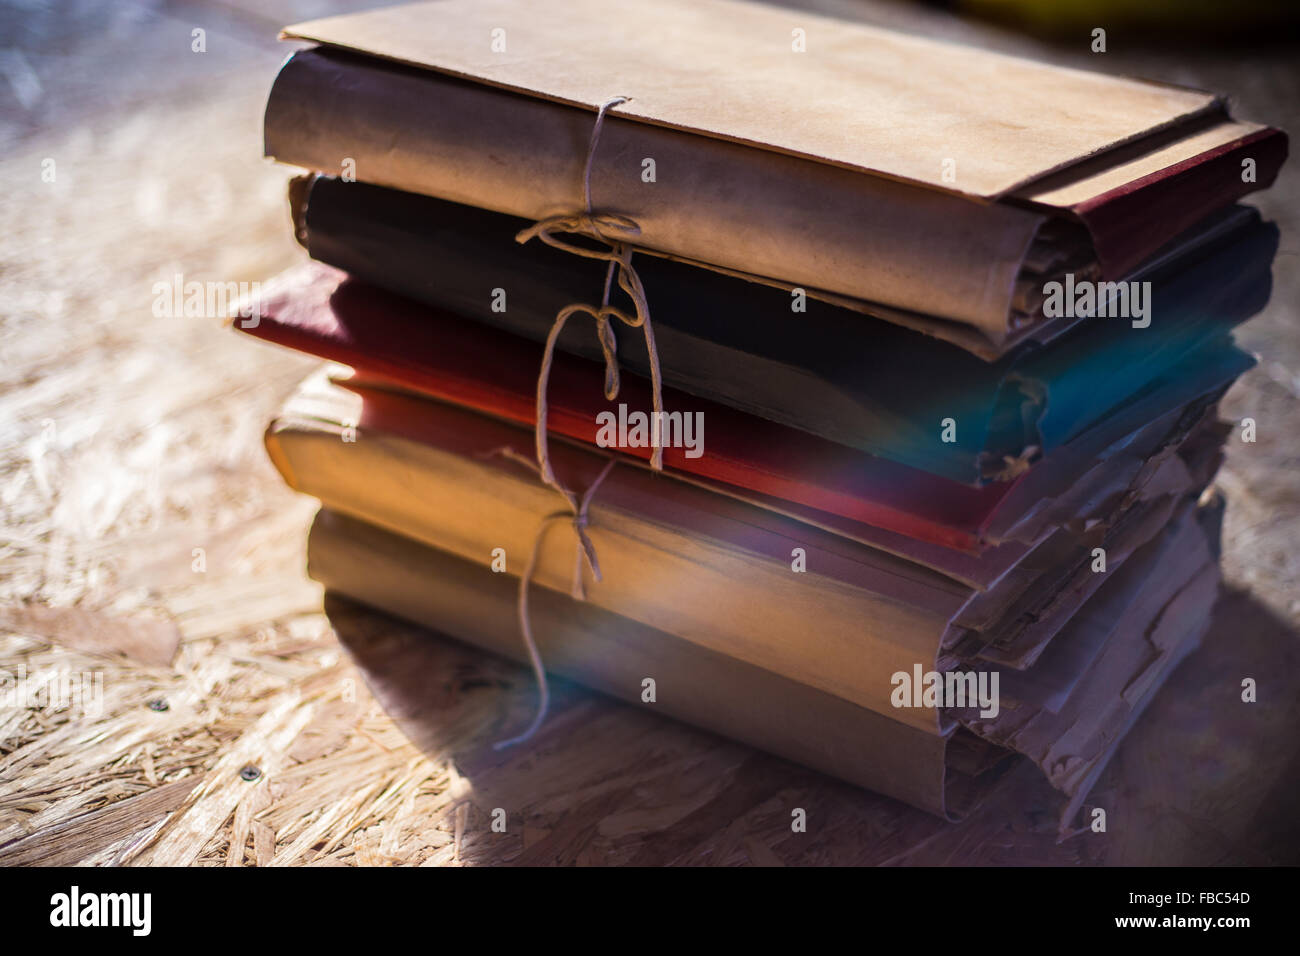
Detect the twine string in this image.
<box><xmin>515</xmin><ymin>95</ymin><xmax>665</xmax><ymax>480</ymax></box>
<box><xmin>492</xmin><ymin>95</ymin><xmax>664</xmax><ymax>749</ymax></box>
<box><xmin>485</xmin><ymin>448</ymin><xmax>616</xmax><ymax>750</ymax></box>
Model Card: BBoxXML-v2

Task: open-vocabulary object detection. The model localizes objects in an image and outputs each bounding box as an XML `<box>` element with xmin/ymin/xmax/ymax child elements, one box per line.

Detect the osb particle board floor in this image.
<box><xmin>0</xmin><ymin>0</ymin><xmax>1297</xmax><ymax>866</ymax></box>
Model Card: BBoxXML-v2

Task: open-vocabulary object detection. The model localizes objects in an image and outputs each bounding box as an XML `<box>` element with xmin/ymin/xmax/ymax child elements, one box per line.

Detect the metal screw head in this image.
<box><xmin>146</xmin><ymin>698</ymin><xmax>169</xmax><ymax>712</ymax></box>
<box><xmin>239</xmin><ymin>765</ymin><xmax>262</xmax><ymax>782</ymax></box>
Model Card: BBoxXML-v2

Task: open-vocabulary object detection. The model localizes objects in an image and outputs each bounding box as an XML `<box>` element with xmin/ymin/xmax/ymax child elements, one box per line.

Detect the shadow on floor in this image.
<box><xmin>320</xmin><ymin>579</ymin><xmax>1299</xmax><ymax>865</ymax></box>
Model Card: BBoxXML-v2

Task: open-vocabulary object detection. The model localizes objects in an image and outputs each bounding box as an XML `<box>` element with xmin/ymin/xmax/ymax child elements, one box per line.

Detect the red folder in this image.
<box><xmin>237</xmin><ymin>264</ymin><xmax>1217</xmax><ymax>557</ymax></box>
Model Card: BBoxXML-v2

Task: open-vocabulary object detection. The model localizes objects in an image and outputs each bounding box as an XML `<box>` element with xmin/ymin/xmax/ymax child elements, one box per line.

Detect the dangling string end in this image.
<box><xmin>489</xmin><ymin>456</ymin><xmax>616</xmax><ymax>750</ymax></box>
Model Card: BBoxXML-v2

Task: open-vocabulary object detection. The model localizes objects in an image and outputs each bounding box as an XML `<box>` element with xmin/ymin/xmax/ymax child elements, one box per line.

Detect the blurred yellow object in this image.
<box><xmin>959</xmin><ymin>0</ymin><xmax>1298</xmax><ymax>37</ymax></box>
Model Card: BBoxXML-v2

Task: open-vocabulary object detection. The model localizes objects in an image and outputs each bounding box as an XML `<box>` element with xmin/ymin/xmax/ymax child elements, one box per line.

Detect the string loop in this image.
<box><xmin>515</xmin><ymin>96</ymin><xmax>665</xmax><ymax>479</ymax></box>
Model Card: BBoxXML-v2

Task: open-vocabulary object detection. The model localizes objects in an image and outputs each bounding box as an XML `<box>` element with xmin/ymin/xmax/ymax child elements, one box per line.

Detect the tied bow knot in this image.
<box><xmin>515</xmin><ymin>209</ymin><xmax>665</xmax><ymax>478</ymax></box>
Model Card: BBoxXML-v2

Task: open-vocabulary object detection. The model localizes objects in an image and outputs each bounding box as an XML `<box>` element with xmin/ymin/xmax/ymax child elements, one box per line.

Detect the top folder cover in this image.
<box><xmin>268</xmin><ymin>0</ymin><xmax>1286</xmax><ymax>352</ymax></box>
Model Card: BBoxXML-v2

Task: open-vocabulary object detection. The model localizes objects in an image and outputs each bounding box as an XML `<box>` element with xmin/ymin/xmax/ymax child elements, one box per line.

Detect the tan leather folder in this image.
<box><xmin>266</xmin><ymin>0</ymin><xmax>1285</xmax><ymax>353</ymax></box>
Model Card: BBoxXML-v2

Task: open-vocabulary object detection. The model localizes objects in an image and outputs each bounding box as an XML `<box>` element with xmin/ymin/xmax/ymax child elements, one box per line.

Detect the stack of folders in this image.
<box><xmin>238</xmin><ymin>0</ymin><xmax>1287</xmax><ymax>827</ymax></box>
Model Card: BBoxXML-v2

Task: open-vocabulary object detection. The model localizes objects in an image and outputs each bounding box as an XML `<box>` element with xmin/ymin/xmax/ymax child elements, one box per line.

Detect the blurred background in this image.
<box><xmin>1</xmin><ymin>0</ymin><xmax>1297</xmax><ymax>866</ymax></box>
